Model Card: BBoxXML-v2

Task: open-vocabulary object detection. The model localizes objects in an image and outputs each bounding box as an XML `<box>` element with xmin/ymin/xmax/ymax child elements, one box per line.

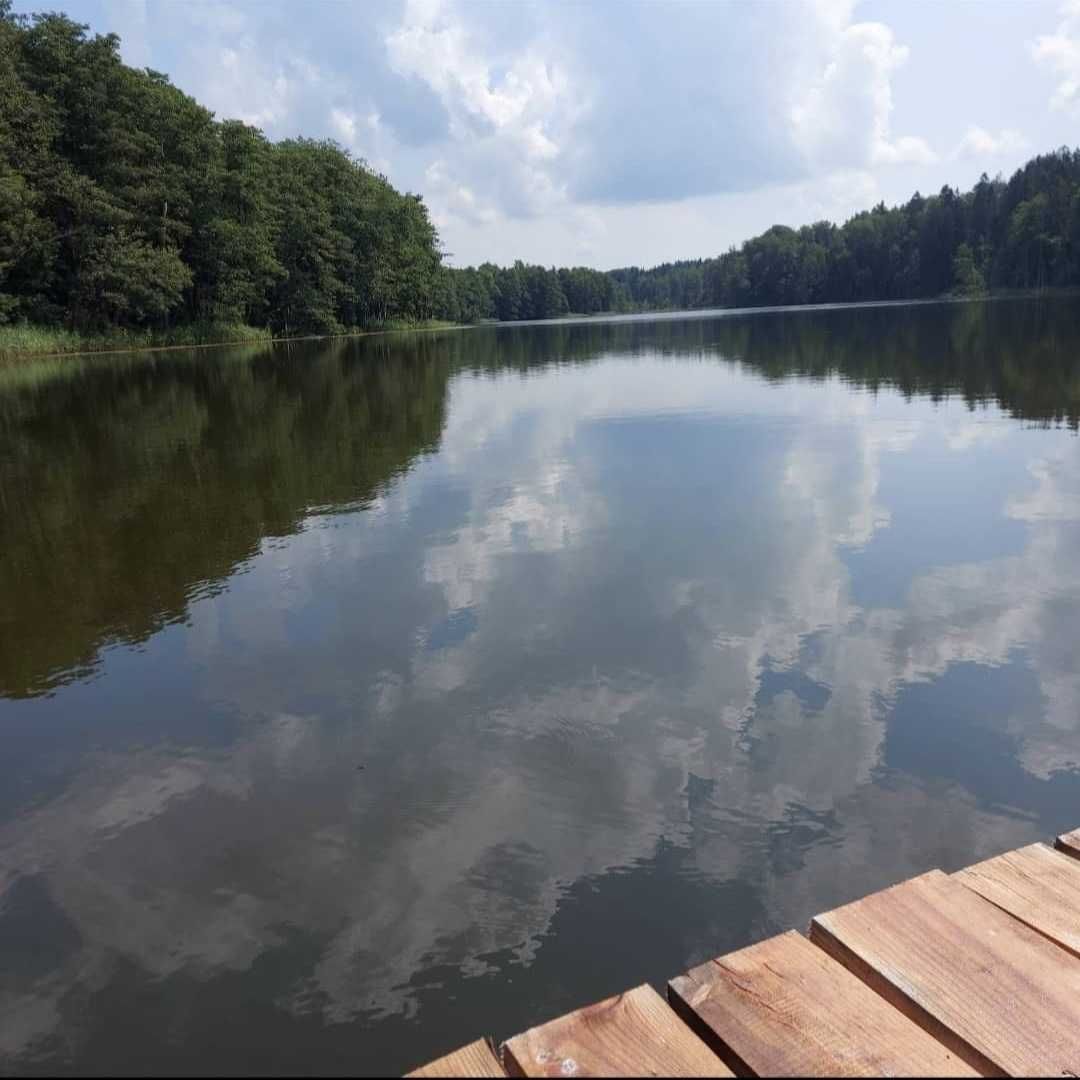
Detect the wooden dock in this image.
<box><xmin>406</xmin><ymin>826</ymin><xmax>1080</xmax><ymax>1077</ymax></box>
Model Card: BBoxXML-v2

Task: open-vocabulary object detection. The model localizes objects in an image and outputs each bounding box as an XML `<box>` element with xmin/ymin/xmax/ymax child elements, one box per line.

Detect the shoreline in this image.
<box><xmin>2</xmin><ymin>287</ymin><xmax>1073</xmax><ymax>364</ymax></box>
<box><xmin>0</xmin><ymin>320</ymin><xmax>472</xmax><ymax>364</ymax></box>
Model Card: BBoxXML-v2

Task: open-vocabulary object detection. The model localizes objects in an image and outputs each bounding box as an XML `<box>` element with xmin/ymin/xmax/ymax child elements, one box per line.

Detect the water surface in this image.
<box><xmin>2</xmin><ymin>299</ymin><xmax>1080</xmax><ymax>1074</ymax></box>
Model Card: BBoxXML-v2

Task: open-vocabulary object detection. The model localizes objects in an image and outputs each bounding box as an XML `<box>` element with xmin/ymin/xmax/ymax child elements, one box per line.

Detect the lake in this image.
<box><xmin>2</xmin><ymin>297</ymin><xmax>1079</xmax><ymax>1075</ymax></box>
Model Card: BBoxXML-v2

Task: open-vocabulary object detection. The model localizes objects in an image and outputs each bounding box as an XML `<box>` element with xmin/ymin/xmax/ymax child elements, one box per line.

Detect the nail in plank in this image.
<box><xmin>503</xmin><ymin>983</ymin><xmax>732</xmax><ymax>1077</ymax></box>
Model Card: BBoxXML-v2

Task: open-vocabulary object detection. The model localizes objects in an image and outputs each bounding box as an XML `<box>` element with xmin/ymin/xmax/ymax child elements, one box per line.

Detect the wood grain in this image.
<box><xmin>407</xmin><ymin>1038</ymin><xmax>505</xmax><ymax>1078</ymax></box>
<box><xmin>502</xmin><ymin>983</ymin><xmax>731</xmax><ymax>1077</ymax></box>
<box><xmin>810</xmin><ymin>868</ymin><xmax>1080</xmax><ymax>1076</ymax></box>
<box><xmin>1056</xmin><ymin>827</ymin><xmax>1080</xmax><ymax>859</ymax></box>
<box><xmin>668</xmin><ymin>930</ymin><xmax>977</xmax><ymax>1077</ymax></box>
<box><xmin>956</xmin><ymin>841</ymin><xmax>1080</xmax><ymax>957</ymax></box>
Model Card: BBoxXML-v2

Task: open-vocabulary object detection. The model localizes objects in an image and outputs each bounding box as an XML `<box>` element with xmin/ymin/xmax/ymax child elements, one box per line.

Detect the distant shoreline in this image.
<box><xmin>480</xmin><ymin>287</ymin><xmax>1078</xmax><ymax>331</ymax></box>
<box><xmin>3</xmin><ymin>287</ymin><xmax>1074</xmax><ymax>365</ymax></box>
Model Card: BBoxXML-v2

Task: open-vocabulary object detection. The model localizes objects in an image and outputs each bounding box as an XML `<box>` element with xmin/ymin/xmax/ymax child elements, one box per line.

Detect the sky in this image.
<box><xmin>16</xmin><ymin>0</ymin><xmax>1080</xmax><ymax>269</ymax></box>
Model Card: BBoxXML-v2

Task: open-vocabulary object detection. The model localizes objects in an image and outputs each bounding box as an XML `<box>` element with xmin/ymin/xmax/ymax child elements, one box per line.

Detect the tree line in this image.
<box><xmin>438</xmin><ymin>149</ymin><xmax>1080</xmax><ymax>320</ymax></box>
<box><xmin>0</xmin><ymin>4</ymin><xmax>443</xmax><ymax>338</ymax></box>
<box><xmin>4</xmin><ymin>3</ymin><xmax>1080</xmax><ymax>339</ymax></box>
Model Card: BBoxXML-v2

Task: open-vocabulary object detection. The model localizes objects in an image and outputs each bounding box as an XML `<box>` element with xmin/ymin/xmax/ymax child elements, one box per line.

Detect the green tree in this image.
<box><xmin>951</xmin><ymin>243</ymin><xmax>986</xmax><ymax>297</ymax></box>
<box><xmin>74</xmin><ymin>230</ymin><xmax>191</xmax><ymax>326</ymax></box>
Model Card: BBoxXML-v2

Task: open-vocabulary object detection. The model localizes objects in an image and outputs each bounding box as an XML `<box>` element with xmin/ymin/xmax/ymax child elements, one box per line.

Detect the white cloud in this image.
<box><xmin>327</xmin><ymin>106</ymin><xmax>390</xmax><ymax>173</ymax></box>
<box><xmin>792</xmin><ymin>21</ymin><xmax>936</xmax><ymax>169</ymax></box>
<box><xmin>952</xmin><ymin>125</ymin><xmax>1029</xmax><ymax>160</ymax></box>
<box><xmin>385</xmin><ymin>0</ymin><xmax>939</xmax><ymax>233</ymax></box>
<box><xmin>52</xmin><ymin>0</ymin><xmax>1070</xmax><ymax>267</ymax></box>
<box><xmin>873</xmin><ymin>135</ymin><xmax>937</xmax><ymax>166</ymax></box>
<box><xmin>329</xmin><ymin>107</ymin><xmax>357</xmax><ymax>145</ymax></box>
<box><xmin>807</xmin><ymin>169</ymin><xmax>882</xmax><ymax>219</ymax></box>
<box><xmin>1032</xmin><ymin>0</ymin><xmax>1080</xmax><ymax>110</ymax></box>
<box><xmin>424</xmin><ymin>160</ymin><xmax>497</xmax><ymax>226</ymax></box>
<box><xmin>386</xmin><ymin>0</ymin><xmax>573</xmax><ymax>222</ymax></box>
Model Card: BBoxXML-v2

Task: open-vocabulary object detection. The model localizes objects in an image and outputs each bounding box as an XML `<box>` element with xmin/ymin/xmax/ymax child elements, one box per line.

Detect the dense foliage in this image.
<box><xmin>439</xmin><ymin>151</ymin><xmax>1080</xmax><ymax>320</ymax></box>
<box><xmin>0</xmin><ymin>3</ymin><xmax>442</xmax><ymax>336</ymax></box>
<box><xmin>433</xmin><ymin>262</ymin><xmax>629</xmax><ymax>323</ymax></box>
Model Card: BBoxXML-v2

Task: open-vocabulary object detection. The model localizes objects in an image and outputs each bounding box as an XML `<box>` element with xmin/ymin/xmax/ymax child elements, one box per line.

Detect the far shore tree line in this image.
<box><xmin>3</xmin><ymin>2</ymin><xmax>1080</xmax><ymax>344</ymax></box>
<box><xmin>438</xmin><ymin>150</ymin><xmax>1080</xmax><ymax>321</ymax></box>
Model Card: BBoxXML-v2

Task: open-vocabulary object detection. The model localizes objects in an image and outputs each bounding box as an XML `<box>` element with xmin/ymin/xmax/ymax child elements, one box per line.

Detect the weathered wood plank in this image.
<box><xmin>810</xmin><ymin>868</ymin><xmax>1080</xmax><ymax>1076</ymax></box>
<box><xmin>1056</xmin><ymin>826</ymin><xmax>1080</xmax><ymax>859</ymax></box>
<box><xmin>502</xmin><ymin>983</ymin><xmax>732</xmax><ymax>1078</ymax></box>
<box><xmin>956</xmin><ymin>841</ymin><xmax>1080</xmax><ymax>957</ymax></box>
<box><xmin>407</xmin><ymin>1038</ymin><xmax>505</xmax><ymax>1078</ymax></box>
<box><xmin>668</xmin><ymin>930</ymin><xmax>978</xmax><ymax>1077</ymax></box>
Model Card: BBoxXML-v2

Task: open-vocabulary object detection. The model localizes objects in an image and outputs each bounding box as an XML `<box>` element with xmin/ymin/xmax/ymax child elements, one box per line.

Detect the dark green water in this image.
<box><xmin>2</xmin><ymin>298</ymin><xmax>1080</xmax><ymax>1075</ymax></box>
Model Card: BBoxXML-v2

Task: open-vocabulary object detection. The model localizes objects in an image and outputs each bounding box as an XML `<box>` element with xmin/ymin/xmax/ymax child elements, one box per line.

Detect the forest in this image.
<box><xmin>3</xmin><ymin>2</ymin><xmax>1080</xmax><ymax>345</ymax></box>
<box><xmin>439</xmin><ymin>150</ymin><xmax>1080</xmax><ymax>320</ymax></box>
<box><xmin>0</xmin><ymin>4</ymin><xmax>443</xmax><ymax>345</ymax></box>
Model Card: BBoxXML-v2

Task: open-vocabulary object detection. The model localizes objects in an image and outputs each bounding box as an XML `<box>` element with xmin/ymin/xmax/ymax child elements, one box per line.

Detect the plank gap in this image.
<box><xmin>407</xmin><ymin>1036</ymin><xmax>505</xmax><ymax>1078</ymax></box>
<box><xmin>670</xmin><ymin>929</ymin><xmax>978</xmax><ymax>1077</ymax></box>
<box><xmin>806</xmin><ymin>918</ymin><xmax>1001</xmax><ymax>1077</ymax></box>
<box><xmin>953</xmin><ymin>843</ymin><xmax>1080</xmax><ymax>960</ymax></box>
<box><xmin>1055</xmin><ymin>828</ymin><xmax>1080</xmax><ymax>860</ymax></box>
<box><xmin>809</xmin><ymin>869</ymin><xmax>1080</xmax><ymax>1076</ymax></box>
<box><xmin>502</xmin><ymin>983</ymin><xmax>732</xmax><ymax>1077</ymax></box>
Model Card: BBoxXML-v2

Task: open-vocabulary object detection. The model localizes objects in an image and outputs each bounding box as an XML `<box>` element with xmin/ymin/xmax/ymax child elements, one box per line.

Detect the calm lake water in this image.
<box><xmin>2</xmin><ymin>298</ymin><xmax>1080</xmax><ymax>1074</ymax></box>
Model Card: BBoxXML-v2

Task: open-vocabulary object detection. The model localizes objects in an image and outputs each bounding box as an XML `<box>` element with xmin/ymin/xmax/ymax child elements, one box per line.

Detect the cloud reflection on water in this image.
<box><xmin>1</xmin><ymin>307</ymin><xmax>1079</xmax><ymax>1073</ymax></box>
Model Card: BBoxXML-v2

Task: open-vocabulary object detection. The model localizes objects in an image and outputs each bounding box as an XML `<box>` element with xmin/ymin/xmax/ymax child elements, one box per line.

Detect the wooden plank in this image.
<box><xmin>956</xmin><ymin>841</ymin><xmax>1080</xmax><ymax>957</ymax></box>
<box><xmin>1056</xmin><ymin>827</ymin><xmax>1080</xmax><ymax>859</ymax></box>
<box><xmin>810</xmin><ymin>869</ymin><xmax>1080</xmax><ymax>1076</ymax></box>
<box><xmin>407</xmin><ymin>1038</ymin><xmax>505</xmax><ymax>1078</ymax></box>
<box><xmin>502</xmin><ymin>983</ymin><xmax>732</xmax><ymax>1078</ymax></box>
<box><xmin>668</xmin><ymin>930</ymin><xmax>978</xmax><ymax>1077</ymax></box>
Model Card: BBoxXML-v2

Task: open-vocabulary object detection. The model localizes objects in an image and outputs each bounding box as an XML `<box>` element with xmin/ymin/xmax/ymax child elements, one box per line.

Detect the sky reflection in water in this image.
<box><xmin>1</xmin><ymin>299</ymin><xmax>1079</xmax><ymax>1075</ymax></box>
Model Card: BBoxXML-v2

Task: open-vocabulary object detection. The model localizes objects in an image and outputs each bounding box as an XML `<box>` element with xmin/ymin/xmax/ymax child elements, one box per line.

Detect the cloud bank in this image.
<box><xmin>39</xmin><ymin>0</ymin><xmax>1074</xmax><ymax>265</ymax></box>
